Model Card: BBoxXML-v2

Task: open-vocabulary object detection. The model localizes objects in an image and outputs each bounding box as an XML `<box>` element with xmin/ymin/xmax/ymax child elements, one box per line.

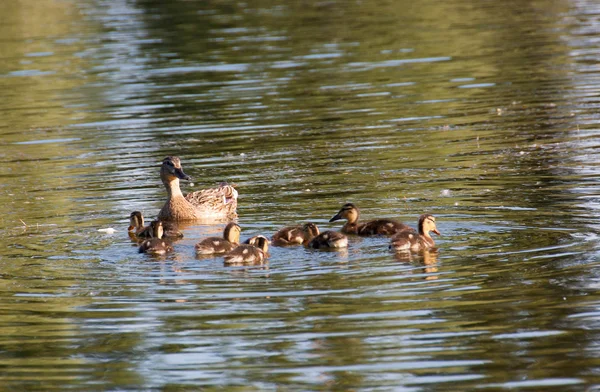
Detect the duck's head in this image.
<box><xmin>418</xmin><ymin>214</ymin><xmax>440</xmax><ymax>236</ymax></box>
<box><xmin>329</xmin><ymin>203</ymin><xmax>359</xmax><ymax>223</ymax></box>
<box><xmin>302</xmin><ymin>222</ymin><xmax>320</xmax><ymax>240</ymax></box>
<box><xmin>161</xmin><ymin>156</ymin><xmax>192</xmax><ymax>183</ymax></box>
<box><xmin>223</xmin><ymin>222</ymin><xmax>242</xmax><ymax>243</ymax></box>
<box><xmin>150</xmin><ymin>220</ymin><xmax>165</xmax><ymax>239</ymax></box>
<box><xmin>128</xmin><ymin>211</ymin><xmax>144</xmax><ymax>231</ymax></box>
<box><xmin>247</xmin><ymin>235</ymin><xmax>269</xmax><ymax>252</ymax></box>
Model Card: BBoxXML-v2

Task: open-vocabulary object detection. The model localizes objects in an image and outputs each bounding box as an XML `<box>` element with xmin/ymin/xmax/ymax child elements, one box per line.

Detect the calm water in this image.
<box><xmin>2</xmin><ymin>0</ymin><xmax>600</xmax><ymax>390</ymax></box>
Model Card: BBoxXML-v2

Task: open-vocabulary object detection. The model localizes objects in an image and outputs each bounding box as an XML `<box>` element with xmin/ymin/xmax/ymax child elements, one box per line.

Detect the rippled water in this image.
<box><xmin>2</xmin><ymin>0</ymin><xmax>600</xmax><ymax>390</ymax></box>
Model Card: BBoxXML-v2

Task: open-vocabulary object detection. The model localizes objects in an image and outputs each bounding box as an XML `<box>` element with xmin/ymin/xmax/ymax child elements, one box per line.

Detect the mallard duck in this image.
<box><xmin>128</xmin><ymin>211</ymin><xmax>184</xmax><ymax>239</ymax></box>
<box><xmin>329</xmin><ymin>203</ymin><xmax>410</xmax><ymax>236</ymax></box>
<box><xmin>156</xmin><ymin>156</ymin><xmax>238</xmax><ymax>222</ymax></box>
<box><xmin>390</xmin><ymin>214</ymin><xmax>440</xmax><ymax>252</ymax></box>
<box><xmin>302</xmin><ymin>222</ymin><xmax>348</xmax><ymax>249</ymax></box>
<box><xmin>224</xmin><ymin>235</ymin><xmax>269</xmax><ymax>265</ymax></box>
<box><xmin>271</xmin><ymin>224</ymin><xmax>314</xmax><ymax>246</ymax></box>
<box><xmin>138</xmin><ymin>220</ymin><xmax>174</xmax><ymax>255</ymax></box>
<box><xmin>195</xmin><ymin>222</ymin><xmax>241</xmax><ymax>254</ymax></box>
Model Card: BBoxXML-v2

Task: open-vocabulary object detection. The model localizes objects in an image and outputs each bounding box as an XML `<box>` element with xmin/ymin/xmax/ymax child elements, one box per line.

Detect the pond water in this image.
<box><xmin>2</xmin><ymin>0</ymin><xmax>600</xmax><ymax>390</ymax></box>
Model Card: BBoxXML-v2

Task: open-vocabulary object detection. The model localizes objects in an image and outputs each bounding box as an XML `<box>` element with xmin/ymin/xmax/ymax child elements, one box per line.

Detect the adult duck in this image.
<box><xmin>329</xmin><ymin>203</ymin><xmax>410</xmax><ymax>236</ymax></box>
<box><xmin>390</xmin><ymin>214</ymin><xmax>440</xmax><ymax>252</ymax></box>
<box><xmin>157</xmin><ymin>156</ymin><xmax>238</xmax><ymax>222</ymax></box>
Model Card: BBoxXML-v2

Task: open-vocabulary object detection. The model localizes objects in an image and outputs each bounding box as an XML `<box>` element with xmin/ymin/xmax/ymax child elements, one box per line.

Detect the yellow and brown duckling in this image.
<box><xmin>138</xmin><ymin>220</ymin><xmax>174</xmax><ymax>255</ymax></box>
<box><xmin>390</xmin><ymin>214</ymin><xmax>440</xmax><ymax>252</ymax></box>
<box><xmin>224</xmin><ymin>235</ymin><xmax>269</xmax><ymax>265</ymax></box>
<box><xmin>128</xmin><ymin>211</ymin><xmax>183</xmax><ymax>239</ymax></box>
<box><xmin>195</xmin><ymin>222</ymin><xmax>241</xmax><ymax>255</ymax></box>
<box><xmin>157</xmin><ymin>156</ymin><xmax>238</xmax><ymax>222</ymax></box>
<box><xmin>329</xmin><ymin>203</ymin><xmax>410</xmax><ymax>236</ymax></box>
<box><xmin>271</xmin><ymin>224</ymin><xmax>315</xmax><ymax>246</ymax></box>
<box><xmin>302</xmin><ymin>222</ymin><xmax>348</xmax><ymax>249</ymax></box>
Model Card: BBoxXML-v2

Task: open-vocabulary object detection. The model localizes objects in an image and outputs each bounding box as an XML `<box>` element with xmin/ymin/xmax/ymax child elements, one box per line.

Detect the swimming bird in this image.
<box><xmin>128</xmin><ymin>211</ymin><xmax>183</xmax><ymax>239</ymax></box>
<box><xmin>329</xmin><ymin>203</ymin><xmax>410</xmax><ymax>236</ymax></box>
<box><xmin>138</xmin><ymin>220</ymin><xmax>174</xmax><ymax>255</ymax></box>
<box><xmin>157</xmin><ymin>156</ymin><xmax>237</xmax><ymax>222</ymax></box>
<box><xmin>390</xmin><ymin>214</ymin><xmax>440</xmax><ymax>252</ymax></box>
<box><xmin>224</xmin><ymin>235</ymin><xmax>269</xmax><ymax>265</ymax></box>
<box><xmin>195</xmin><ymin>222</ymin><xmax>241</xmax><ymax>254</ymax></box>
<box><xmin>302</xmin><ymin>222</ymin><xmax>348</xmax><ymax>249</ymax></box>
<box><xmin>271</xmin><ymin>224</ymin><xmax>316</xmax><ymax>246</ymax></box>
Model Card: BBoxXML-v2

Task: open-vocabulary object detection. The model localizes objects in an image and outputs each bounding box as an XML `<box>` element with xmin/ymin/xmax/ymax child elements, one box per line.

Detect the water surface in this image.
<box><xmin>1</xmin><ymin>0</ymin><xmax>600</xmax><ymax>390</ymax></box>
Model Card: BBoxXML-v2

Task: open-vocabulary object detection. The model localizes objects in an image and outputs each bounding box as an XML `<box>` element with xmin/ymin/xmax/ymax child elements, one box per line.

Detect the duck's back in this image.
<box><xmin>195</xmin><ymin>237</ymin><xmax>236</xmax><ymax>254</ymax></box>
<box><xmin>224</xmin><ymin>244</ymin><xmax>266</xmax><ymax>265</ymax></box>
<box><xmin>185</xmin><ymin>185</ymin><xmax>238</xmax><ymax>220</ymax></box>
<box><xmin>272</xmin><ymin>225</ymin><xmax>305</xmax><ymax>246</ymax></box>
<box><xmin>390</xmin><ymin>229</ymin><xmax>421</xmax><ymax>252</ymax></box>
<box><xmin>308</xmin><ymin>231</ymin><xmax>348</xmax><ymax>249</ymax></box>
<box><xmin>358</xmin><ymin>219</ymin><xmax>410</xmax><ymax>236</ymax></box>
<box><xmin>139</xmin><ymin>238</ymin><xmax>173</xmax><ymax>255</ymax></box>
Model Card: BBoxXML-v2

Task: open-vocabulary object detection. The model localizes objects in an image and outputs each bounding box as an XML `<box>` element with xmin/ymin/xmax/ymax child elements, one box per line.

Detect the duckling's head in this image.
<box><xmin>418</xmin><ymin>214</ymin><xmax>440</xmax><ymax>236</ymax></box>
<box><xmin>249</xmin><ymin>235</ymin><xmax>269</xmax><ymax>253</ymax></box>
<box><xmin>223</xmin><ymin>222</ymin><xmax>242</xmax><ymax>243</ymax></box>
<box><xmin>150</xmin><ymin>220</ymin><xmax>165</xmax><ymax>239</ymax></box>
<box><xmin>329</xmin><ymin>203</ymin><xmax>359</xmax><ymax>223</ymax></box>
<box><xmin>161</xmin><ymin>156</ymin><xmax>192</xmax><ymax>183</ymax></box>
<box><xmin>128</xmin><ymin>211</ymin><xmax>144</xmax><ymax>231</ymax></box>
<box><xmin>302</xmin><ymin>222</ymin><xmax>320</xmax><ymax>240</ymax></box>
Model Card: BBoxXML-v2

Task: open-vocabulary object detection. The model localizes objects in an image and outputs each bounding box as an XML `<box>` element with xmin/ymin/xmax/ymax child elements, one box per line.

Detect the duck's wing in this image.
<box><xmin>185</xmin><ymin>184</ymin><xmax>238</xmax><ymax>218</ymax></box>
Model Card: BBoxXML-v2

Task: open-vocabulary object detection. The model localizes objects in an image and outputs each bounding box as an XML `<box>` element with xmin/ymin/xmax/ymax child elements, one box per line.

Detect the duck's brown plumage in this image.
<box><xmin>224</xmin><ymin>235</ymin><xmax>269</xmax><ymax>265</ymax></box>
<box><xmin>128</xmin><ymin>211</ymin><xmax>183</xmax><ymax>239</ymax></box>
<box><xmin>302</xmin><ymin>223</ymin><xmax>348</xmax><ymax>249</ymax></box>
<box><xmin>157</xmin><ymin>156</ymin><xmax>238</xmax><ymax>222</ymax></box>
<box><xmin>390</xmin><ymin>214</ymin><xmax>440</xmax><ymax>252</ymax></box>
<box><xmin>139</xmin><ymin>221</ymin><xmax>174</xmax><ymax>255</ymax></box>
<box><xmin>195</xmin><ymin>222</ymin><xmax>241</xmax><ymax>254</ymax></box>
<box><xmin>271</xmin><ymin>224</ymin><xmax>314</xmax><ymax>246</ymax></box>
<box><xmin>329</xmin><ymin>203</ymin><xmax>410</xmax><ymax>236</ymax></box>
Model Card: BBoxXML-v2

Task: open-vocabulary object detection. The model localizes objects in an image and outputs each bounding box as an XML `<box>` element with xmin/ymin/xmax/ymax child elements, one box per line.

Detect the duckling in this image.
<box><xmin>302</xmin><ymin>222</ymin><xmax>348</xmax><ymax>249</ymax></box>
<box><xmin>329</xmin><ymin>203</ymin><xmax>410</xmax><ymax>236</ymax></box>
<box><xmin>390</xmin><ymin>214</ymin><xmax>440</xmax><ymax>252</ymax></box>
<box><xmin>195</xmin><ymin>222</ymin><xmax>241</xmax><ymax>254</ymax></box>
<box><xmin>128</xmin><ymin>211</ymin><xmax>184</xmax><ymax>239</ymax></box>
<box><xmin>138</xmin><ymin>220</ymin><xmax>174</xmax><ymax>255</ymax></box>
<box><xmin>224</xmin><ymin>235</ymin><xmax>269</xmax><ymax>265</ymax></box>
<box><xmin>271</xmin><ymin>224</ymin><xmax>314</xmax><ymax>246</ymax></box>
<box><xmin>157</xmin><ymin>156</ymin><xmax>238</xmax><ymax>222</ymax></box>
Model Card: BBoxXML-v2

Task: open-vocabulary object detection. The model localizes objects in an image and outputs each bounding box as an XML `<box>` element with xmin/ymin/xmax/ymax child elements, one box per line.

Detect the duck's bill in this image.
<box><xmin>329</xmin><ymin>213</ymin><xmax>342</xmax><ymax>222</ymax></box>
<box><xmin>433</xmin><ymin>229</ymin><xmax>441</xmax><ymax>235</ymax></box>
<box><xmin>174</xmin><ymin>167</ymin><xmax>192</xmax><ymax>181</ymax></box>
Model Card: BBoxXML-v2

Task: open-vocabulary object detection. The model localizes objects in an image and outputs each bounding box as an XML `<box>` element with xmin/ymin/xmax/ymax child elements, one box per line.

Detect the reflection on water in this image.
<box><xmin>2</xmin><ymin>0</ymin><xmax>600</xmax><ymax>389</ymax></box>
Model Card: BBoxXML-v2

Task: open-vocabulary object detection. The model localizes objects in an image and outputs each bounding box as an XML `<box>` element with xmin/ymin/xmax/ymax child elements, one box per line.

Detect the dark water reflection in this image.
<box><xmin>2</xmin><ymin>0</ymin><xmax>600</xmax><ymax>389</ymax></box>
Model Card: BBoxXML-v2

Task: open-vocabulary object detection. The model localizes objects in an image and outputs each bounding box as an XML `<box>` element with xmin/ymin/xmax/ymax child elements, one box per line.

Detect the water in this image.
<box><xmin>1</xmin><ymin>0</ymin><xmax>600</xmax><ymax>389</ymax></box>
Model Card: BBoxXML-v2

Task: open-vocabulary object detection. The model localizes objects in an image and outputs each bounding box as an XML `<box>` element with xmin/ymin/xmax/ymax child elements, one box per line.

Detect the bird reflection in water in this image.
<box><xmin>394</xmin><ymin>248</ymin><xmax>439</xmax><ymax>280</ymax></box>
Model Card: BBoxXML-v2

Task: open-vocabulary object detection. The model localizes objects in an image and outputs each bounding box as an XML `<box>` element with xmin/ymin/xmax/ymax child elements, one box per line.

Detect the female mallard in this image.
<box><xmin>329</xmin><ymin>203</ymin><xmax>410</xmax><ymax>236</ymax></box>
<box><xmin>390</xmin><ymin>214</ymin><xmax>440</xmax><ymax>252</ymax></box>
<box><xmin>271</xmin><ymin>224</ymin><xmax>315</xmax><ymax>246</ymax></box>
<box><xmin>157</xmin><ymin>156</ymin><xmax>238</xmax><ymax>222</ymax></box>
<box><xmin>128</xmin><ymin>211</ymin><xmax>183</xmax><ymax>239</ymax></box>
<box><xmin>139</xmin><ymin>220</ymin><xmax>174</xmax><ymax>255</ymax></box>
<box><xmin>224</xmin><ymin>235</ymin><xmax>269</xmax><ymax>265</ymax></box>
<box><xmin>195</xmin><ymin>222</ymin><xmax>241</xmax><ymax>254</ymax></box>
<box><xmin>302</xmin><ymin>222</ymin><xmax>348</xmax><ymax>249</ymax></box>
